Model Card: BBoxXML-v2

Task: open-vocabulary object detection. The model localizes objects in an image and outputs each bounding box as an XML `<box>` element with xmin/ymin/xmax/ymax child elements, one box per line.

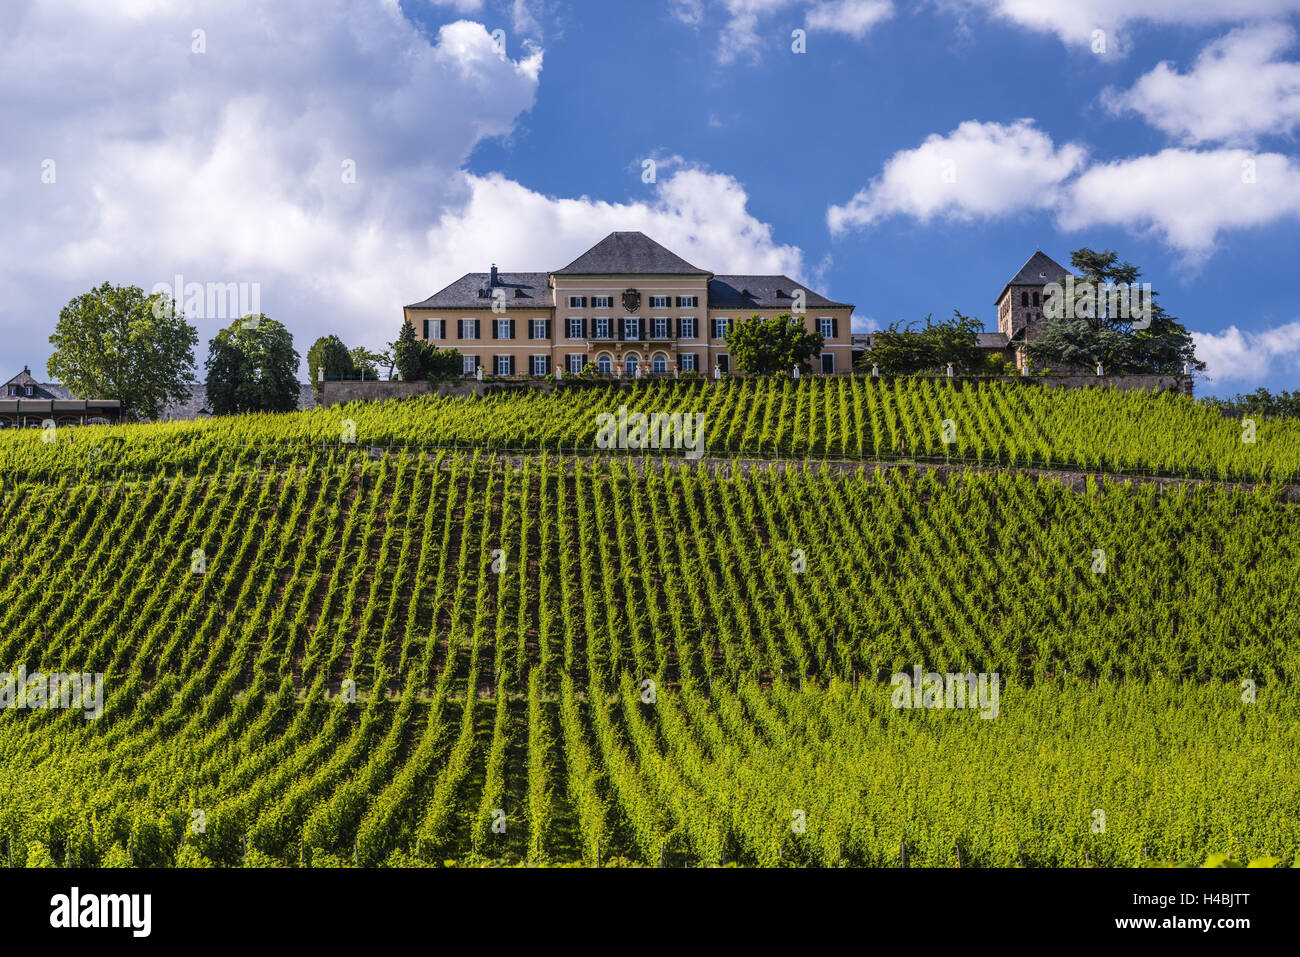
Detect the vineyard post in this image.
<box><xmin>900</xmin><ymin>839</ymin><xmax>907</xmax><ymax>868</ymax></box>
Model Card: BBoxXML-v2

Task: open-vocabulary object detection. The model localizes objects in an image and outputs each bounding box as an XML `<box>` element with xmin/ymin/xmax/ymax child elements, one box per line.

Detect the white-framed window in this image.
<box><xmin>679</xmin><ymin>318</ymin><xmax>696</xmax><ymax>339</ymax></box>
<box><xmin>461</xmin><ymin>319</ymin><xmax>478</xmax><ymax>340</ymax></box>
<box><xmin>423</xmin><ymin>318</ymin><xmax>445</xmax><ymax>340</ymax></box>
<box><xmin>531</xmin><ymin>318</ymin><xmax>548</xmax><ymax>340</ymax></box>
<box><xmin>624</xmin><ymin>317</ymin><xmax>640</xmax><ymax>340</ymax></box>
<box><xmin>567</xmin><ymin>354</ymin><xmax>585</xmax><ymax>374</ymax></box>
<box><xmin>596</xmin><ymin>353</ymin><xmax>612</xmax><ymax>375</ymax></box>
<box><xmin>568</xmin><ymin>296</ymin><xmax>585</xmax><ymax>308</ymax></box>
<box><xmin>820</xmin><ymin>352</ymin><xmax>835</xmax><ymax>374</ymax></box>
<box><xmin>714</xmin><ymin>317</ymin><xmax>729</xmax><ymax>339</ymax></box>
<box><xmin>680</xmin><ymin>353</ymin><xmax>696</xmax><ymax>372</ymax></box>
<box><xmin>495</xmin><ymin>355</ymin><xmax>513</xmax><ymax>376</ymax></box>
<box><xmin>652</xmin><ymin>353</ymin><xmax>667</xmax><ymax>374</ymax></box>
<box><xmin>624</xmin><ymin>354</ymin><xmax>640</xmax><ymax>376</ymax></box>
<box><xmin>679</xmin><ymin>295</ymin><xmax>698</xmax><ymax>308</ymax></box>
<box><xmin>531</xmin><ymin>354</ymin><xmax>549</xmax><ymax>376</ymax></box>
<box><xmin>567</xmin><ymin>318</ymin><xmax>583</xmax><ymax>339</ymax></box>
<box><xmin>819</xmin><ymin>316</ymin><xmax>834</xmax><ymax>338</ymax></box>
<box><xmin>496</xmin><ymin>318</ymin><xmax>513</xmax><ymax>339</ymax></box>
<box><xmin>650</xmin><ymin>295</ymin><xmax>670</xmax><ymax>309</ymax></box>
<box><xmin>462</xmin><ymin>354</ymin><xmax>478</xmax><ymax>375</ymax></box>
<box><xmin>594</xmin><ymin>318</ymin><xmax>610</xmax><ymax>339</ymax></box>
<box><xmin>653</xmin><ymin>317</ymin><xmax>670</xmax><ymax>339</ymax></box>
<box><xmin>592</xmin><ymin>295</ymin><xmax>613</xmax><ymax>309</ymax></box>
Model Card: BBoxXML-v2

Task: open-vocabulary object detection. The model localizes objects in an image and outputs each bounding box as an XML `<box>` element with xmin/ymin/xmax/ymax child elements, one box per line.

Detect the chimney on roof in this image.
<box><xmin>490</xmin><ymin>264</ymin><xmax>499</xmax><ymax>286</ymax></box>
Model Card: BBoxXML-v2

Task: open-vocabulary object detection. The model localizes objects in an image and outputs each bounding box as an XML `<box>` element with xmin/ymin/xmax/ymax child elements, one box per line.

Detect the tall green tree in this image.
<box><xmin>728</xmin><ymin>314</ymin><xmax>824</xmax><ymax>375</ymax></box>
<box><xmin>392</xmin><ymin>321</ymin><xmax>460</xmax><ymax>382</ymax></box>
<box><xmin>47</xmin><ymin>282</ymin><xmax>198</xmax><ymax>420</ymax></box>
<box><xmin>307</xmin><ymin>335</ymin><xmax>354</xmax><ymax>396</ymax></box>
<box><xmin>861</xmin><ymin>311</ymin><xmax>987</xmax><ymax>375</ymax></box>
<box><xmin>382</xmin><ymin>341</ymin><xmax>398</xmax><ymax>380</ymax></box>
<box><xmin>204</xmin><ymin>315</ymin><xmax>301</xmax><ymax>415</ymax></box>
<box><xmin>349</xmin><ymin>346</ymin><xmax>384</xmax><ymax>379</ymax></box>
<box><xmin>392</xmin><ymin>321</ymin><xmax>424</xmax><ymax>381</ymax></box>
<box><xmin>1023</xmin><ymin>318</ymin><xmax>1134</xmax><ymax>371</ymax></box>
<box><xmin>1029</xmin><ymin>248</ymin><xmax>1204</xmax><ymax>374</ymax></box>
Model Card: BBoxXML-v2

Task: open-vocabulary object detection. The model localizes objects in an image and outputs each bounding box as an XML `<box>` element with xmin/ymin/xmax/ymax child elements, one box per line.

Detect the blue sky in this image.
<box><xmin>3</xmin><ymin>0</ymin><xmax>1300</xmax><ymax>396</ymax></box>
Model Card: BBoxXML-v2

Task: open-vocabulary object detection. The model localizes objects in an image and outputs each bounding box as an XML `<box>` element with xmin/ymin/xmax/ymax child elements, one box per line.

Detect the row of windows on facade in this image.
<box><xmin>6</xmin><ymin>385</ymin><xmax>36</xmax><ymax>397</ymax></box>
<box><xmin>422</xmin><ymin>316</ymin><xmax>839</xmax><ymax>341</ymax></box>
<box><xmin>564</xmin><ymin>295</ymin><xmax>698</xmax><ymax>309</ymax></box>
<box><xmin>458</xmin><ymin>352</ymin><xmax>837</xmax><ymax>376</ymax></box>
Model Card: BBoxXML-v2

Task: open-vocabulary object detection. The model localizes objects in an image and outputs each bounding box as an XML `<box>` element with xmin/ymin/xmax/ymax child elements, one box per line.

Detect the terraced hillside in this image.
<box><xmin>2</xmin><ymin>377</ymin><xmax>1298</xmax><ymax>481</ymax></box>
<box><xmin>0</xmin><ymin>383</ymin><xmax>1296</xmax><ymax>867</ymax></box>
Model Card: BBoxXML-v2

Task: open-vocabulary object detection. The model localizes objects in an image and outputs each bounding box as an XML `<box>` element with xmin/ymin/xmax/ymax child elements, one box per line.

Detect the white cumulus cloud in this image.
<box><xmin>1103</xmin><ymin>24</ymin><xmax>1300</xmax><ymax>145</ymax></box>
<box><xmin>419</xmin><ymin>168</ymin><xmax>807</xmax><ymax>288</ymax></box>
<box><xmin>827</xmin><ymin>120</ymin><xmax>1087</xmax><ymax>233</ymax></box>
<box><xmin>1059</xmin><ymin>148</ymin><xmax>1300</xmax><ymax>260</ymax></box>
<box><xmin>1193</xmin><ymin>319</ymin><xmax>1300</xmax><ymax>384</ymax></box>
<box><xmin>947</xmin><ymin>0</ymin><xmax>1300</xmax><ymax>51</ymax></box>
<box><xmin>672</xmin><ymin>0</ymin><xmax>893</xmax><ymax>63</ymax></box>
<box><xmin>0</xmin><ymin>0</ymin><xmax>811</xmax><ymax>382</ymax></box>
<box><xmin>829</xmin><ymin>120</ymin><xmax>1300</xmax><ymax>263</ymax></box>
<box><xmin>806</xmin><ymin>0</ymin><xmax>894</xmax><ymax>39</ymax></box>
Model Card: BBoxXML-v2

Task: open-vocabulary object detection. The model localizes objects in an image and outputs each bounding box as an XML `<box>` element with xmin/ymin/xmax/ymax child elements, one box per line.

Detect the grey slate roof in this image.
<box><xmin>708</xmin><ymin>276</ymin><xmax>851</xmax><ymax>310</ymax></box>
<box><xmin>3</xmin><ymin>367</ymin><xmax>63</xmax><ymax>400</ymax></box>
<box><xmin>406</xmin><ymin>272</ymin><xmax>552</xmax><ymax>310</ymax></box>
<box><xmin>996</xmin><ymin>251</ymin><xmax>1070</xmax><ymax>303</ymax></box>
<box><xmin>406</xmin><ymin>234</ymin><xmax>851</xmax><ymax>311</ymax></box>
<box><xmin>553</xmin><ymin>231</ymin><xmax>710</xmax><ymax>275</ymax></box>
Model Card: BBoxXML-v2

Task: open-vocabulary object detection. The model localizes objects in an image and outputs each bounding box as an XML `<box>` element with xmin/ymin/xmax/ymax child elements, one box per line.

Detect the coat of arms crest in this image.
<box><xmin>622</xmin><ymin>288</ymin><xmax>641</xmax><ymax>312</ymax></box>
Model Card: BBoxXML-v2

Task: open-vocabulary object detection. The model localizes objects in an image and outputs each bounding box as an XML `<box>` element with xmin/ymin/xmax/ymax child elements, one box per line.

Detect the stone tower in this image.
<box><xmin>995</xmin><ymin>251</ymin><xmax>1071</xmax><ymax>370</ymax></box>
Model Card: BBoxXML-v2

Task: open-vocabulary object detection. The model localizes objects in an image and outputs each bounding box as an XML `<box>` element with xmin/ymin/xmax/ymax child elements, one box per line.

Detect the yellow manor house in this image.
<box><xmin>403</xmin><ymin>231</ymin><xmax>854</xmax><ymax>378</ymax></box>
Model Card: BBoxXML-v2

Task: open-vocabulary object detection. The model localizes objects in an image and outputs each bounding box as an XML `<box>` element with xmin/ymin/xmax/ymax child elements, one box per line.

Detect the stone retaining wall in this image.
<box><xmin>318</xmin><ymin>373</ymin><xmax>1194</xmax><ymax>407</ymax></box>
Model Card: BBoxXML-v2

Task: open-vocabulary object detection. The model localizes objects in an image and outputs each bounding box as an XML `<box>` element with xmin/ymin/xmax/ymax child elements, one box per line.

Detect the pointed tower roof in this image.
<box><xmin>553</xmin><ymin>231</ymin><xmax>711</xmax><ymax>275</ymax></box>
<box><xmin>996</xmin><ymin>251</ymin><xmax>1071</xmax><ymax>304</ymax></box>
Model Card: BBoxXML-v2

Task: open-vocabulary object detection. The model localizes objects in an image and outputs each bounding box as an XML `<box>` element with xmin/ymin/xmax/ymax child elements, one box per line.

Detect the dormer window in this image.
<box><xmin>24</xmin><ymin>385</ymin><xmax>33</xmax><ymax>397</ymax></box>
